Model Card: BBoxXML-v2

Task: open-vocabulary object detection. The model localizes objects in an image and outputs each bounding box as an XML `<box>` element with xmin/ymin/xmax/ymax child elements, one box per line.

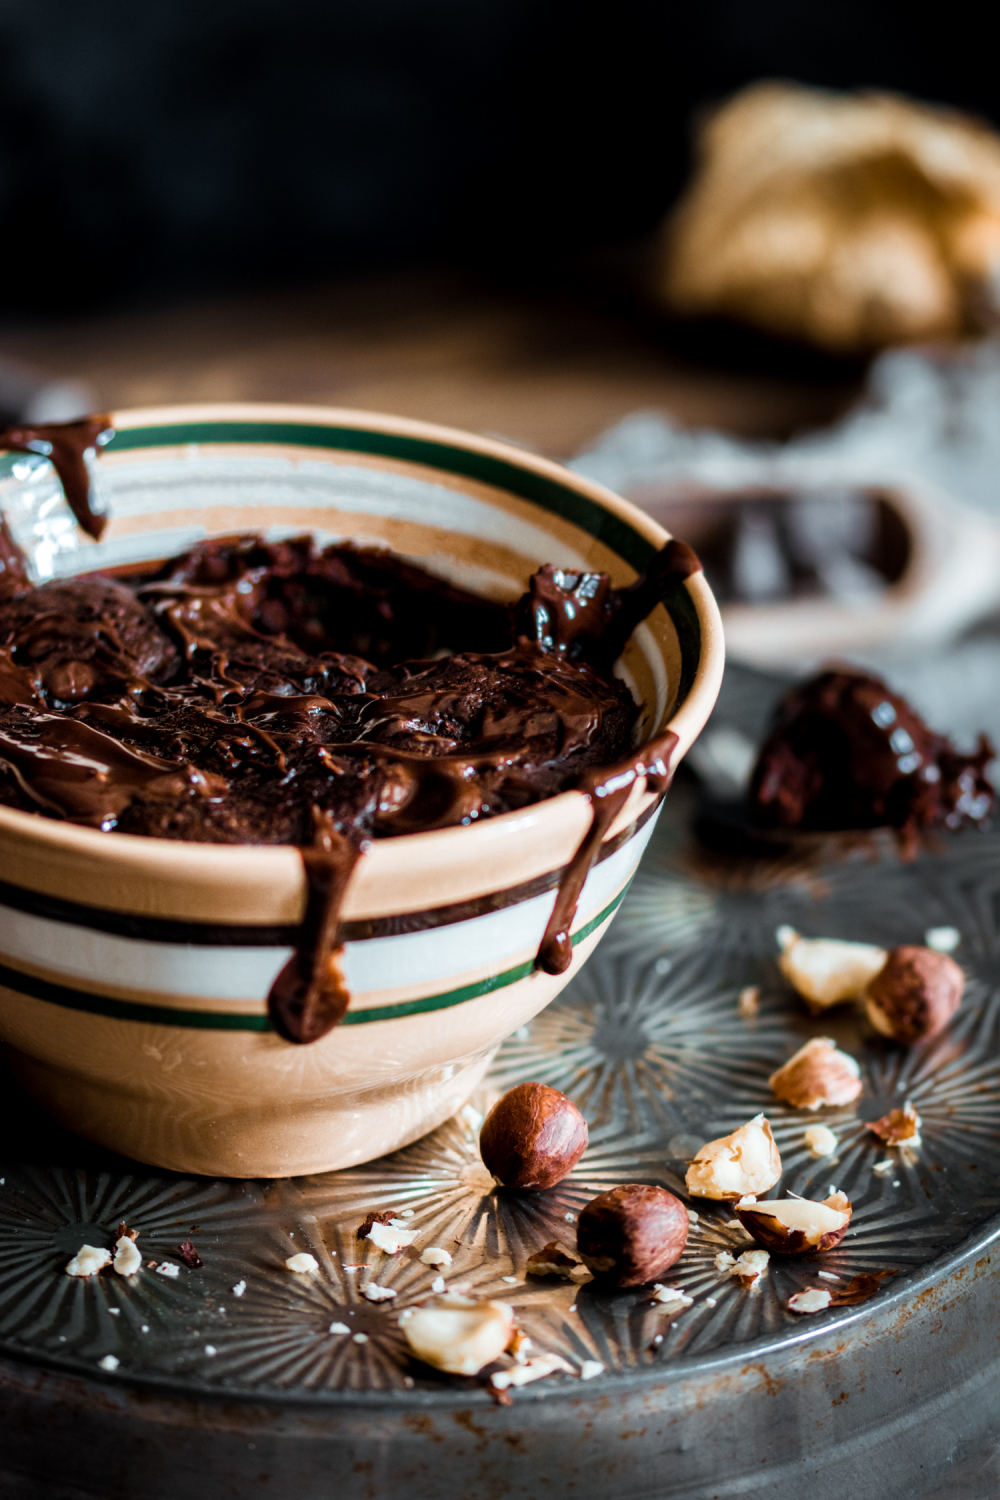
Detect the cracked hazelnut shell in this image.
<box><xmin>735</xmin><ymin>1192</ymin><xmax>852</xmax><ymax>1254</ymax></box>
<box><xmin>864</xmin><ymin>945</ymin><xmax>964</xmax><ymax>1043</ymax></box>
<box><xmin>479</xmin><ymin>1082</ymin><xmax>588</xmax><ymax>1190</ymax></box>
<box><xmin>577</xmin><ymin>1184</ymin><xmax>688</xmax><ymax>1287</ymax></box>
<box><xmin>769</xmin><ymin>1038</ymin><xmax>862</xmax><ymax>1109</ymax></box>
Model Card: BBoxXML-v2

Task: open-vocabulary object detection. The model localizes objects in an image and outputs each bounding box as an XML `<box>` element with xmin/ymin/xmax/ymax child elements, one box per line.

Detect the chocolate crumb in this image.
<box><xmin>357</xmin><ymin>1211</ymin><xmax>395</xmax><ymax>1240</ymax></box>
<box><xmin>177</xmin><ymin>1239</ymin><xmax>203</xmax><ymax>1269</ymax></box>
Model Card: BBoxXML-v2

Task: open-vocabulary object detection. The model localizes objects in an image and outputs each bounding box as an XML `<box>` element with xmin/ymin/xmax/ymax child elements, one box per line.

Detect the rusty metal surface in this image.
<box><xmin>4</xmin><ymin>667</ymin><xmax>1000</xmax><ymax>1496</ymax></box>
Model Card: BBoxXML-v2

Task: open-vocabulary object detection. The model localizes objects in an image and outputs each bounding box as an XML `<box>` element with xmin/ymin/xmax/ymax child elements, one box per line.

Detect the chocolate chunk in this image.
<box><xmin>176</xmin><ymin>1239</ymin><xmax>203</xmax><ymax>1268</ymax></box>
<box><xmin>749</xmin><ymin>669</ymin><xmax>994</xmax><ymax>844</ymax></box>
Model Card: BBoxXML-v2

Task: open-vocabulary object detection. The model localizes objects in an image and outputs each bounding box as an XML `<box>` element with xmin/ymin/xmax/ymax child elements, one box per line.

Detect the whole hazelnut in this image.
<box><xmin>479</xmin><ymin>1082</ymin><xmax>588</xmax><ymax>1189</ymax></box>
<box><xmin>864</xmin><ymin>945</ymin><xmax>964</xmax><ymax>1043</ymax></box>
<box><xmin>576</xmin><ymin>1184</ymin><xmax>688</xmax><ymax>1287</ymax></box>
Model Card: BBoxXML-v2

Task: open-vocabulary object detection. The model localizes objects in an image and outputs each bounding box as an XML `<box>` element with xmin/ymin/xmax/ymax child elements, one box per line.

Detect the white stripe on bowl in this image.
<box><xmin>0</xmin><ymin>815</ymin><xmax>656</xmax><ymax>1006</ymax></box>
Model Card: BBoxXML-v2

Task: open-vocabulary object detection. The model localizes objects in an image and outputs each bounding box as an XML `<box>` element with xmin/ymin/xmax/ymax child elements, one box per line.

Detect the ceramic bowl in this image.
<box><xmin>0</xmin><ymin>404</ymin><xmax>724</xmax><ymax>1177</ymax></box>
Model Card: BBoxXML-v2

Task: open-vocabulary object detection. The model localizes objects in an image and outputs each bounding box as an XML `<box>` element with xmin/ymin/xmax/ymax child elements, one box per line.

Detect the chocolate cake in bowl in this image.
<box><xmin>0</xmin><ymin>404</ymin><xmax>723</xmax><ymax>1177</ymax></box>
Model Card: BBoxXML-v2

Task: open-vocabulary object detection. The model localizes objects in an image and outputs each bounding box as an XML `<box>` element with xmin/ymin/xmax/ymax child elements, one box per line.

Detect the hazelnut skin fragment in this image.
<box><xmin>479</xmin><ymin>1082</ymin><xmax>588</xmax><ymax>1190</ymax></box>
<box><xmin>735</xmin><ymin>1192</ymin><xmax>852</xmax><ymax>1254</ymax></box>
<box><xmin>864</xmin><ymin>945</ymin><xmax>964</xmax><ymax>1044</ymax></box>
<box><xmin>577</xmin><ymin>1184</ymin><xmax>688</xmax><ymax>1287</ymax></box>
<box><xmin>769</xmin><ymin>1038</ymin><xmax>862</xmax><ymax>1110</ymax></box>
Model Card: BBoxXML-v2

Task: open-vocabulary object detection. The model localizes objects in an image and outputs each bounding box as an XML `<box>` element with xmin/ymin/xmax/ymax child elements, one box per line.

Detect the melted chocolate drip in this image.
<box><xmin>0</xmin><ymin>415</ymin><xmax>114</xmax><ymax>541</ymax></box>
<box><xmin>268</xmin><ymin>812</ymin><xmax>362</xmax><ymax>1044</ymax></box>
<box><xmin>750</xmin><ymin>669</ymin><xmax>995</xmax><ymax>848</ymax></box>
<box><xmin>536</xmin><ymin>728</ymin><xmax>679</xmax><ymax>974</ymax></box>
<box><xmin>0</xmin><ymin>515</ymin><xmax>31</xmax><ymax>601</ymax></box>
<box><xmin>0</xmin><ymin>530</ymin><xmax>702</xmax><ymax>1042</ymax></box>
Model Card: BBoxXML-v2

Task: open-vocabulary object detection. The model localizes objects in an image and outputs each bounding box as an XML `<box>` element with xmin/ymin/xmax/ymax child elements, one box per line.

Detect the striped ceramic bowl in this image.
<box><xmin>0</xmin><ymin>404</ymin><xmax>723</xmax><ymax>1177</ymax></box>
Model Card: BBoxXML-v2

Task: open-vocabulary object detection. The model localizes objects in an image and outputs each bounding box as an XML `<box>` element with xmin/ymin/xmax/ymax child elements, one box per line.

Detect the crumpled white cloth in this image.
<box><xmin>571</xmin><ymin>338</ymin><xmax>1000</xmax><ymax>749</ymax></box>
<box><xmin>571</xmin><ymin>337</ymin><xmax>1000</xmax><ymax>521</ymax></box>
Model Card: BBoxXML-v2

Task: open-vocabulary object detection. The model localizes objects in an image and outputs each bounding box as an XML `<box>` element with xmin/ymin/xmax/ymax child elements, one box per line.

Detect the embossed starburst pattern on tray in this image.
<box><xmin>3</xmin><ymin>790</ymin><xmax>1000</xmax><ymax>1400</ymax></box>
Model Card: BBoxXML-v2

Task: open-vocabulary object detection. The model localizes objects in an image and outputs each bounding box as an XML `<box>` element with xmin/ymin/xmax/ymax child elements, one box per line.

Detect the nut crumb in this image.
<box><xmin>490</xmin><ymin>1353</ymin><xmax>573</xmax><ymax>1390</ymax></box>
<box><xmin>114</xmin><ymin>1234</ymin><xmax>142</xmax><ymax>1278</ymax></box>
<box><xmin>329</xmin><ymin>1322</ymin><xmax>350</xmax><ymax>1335</ymax></box>
<box><xmin>353</xmin><ymin>1333</ymin><xmax>369</xmax><ymax>1344</ymax></box>
<box><xmin>872</xmin><ymin>1159</ymin><xmax>895</xmax><ymax>1174</ymax></box>
<box><xmin>155</xmin><ymin>1262</ymin><xmax>180</xmax><ymax>1279</ymax></box>
<box><xmin>579</xmin><ymin>1360</ymin><xmax>604</xmax><ymax>1380</ymax></box>
<box><xmin>817</xmin><ymin>1271</ymin><xmax>842</xmax><ymax>1281</ymax></box>
<box><xmin>705</xmin><ymin>1296</ymin><xmax>717</xmax><ymax>1307</ymax></box>
<box><xmin>788</xmin><ymin>1287</ymin><xmax>833</xmax><ymax>1314</ymax></box>
<box><xmin>366</xmin><ymin>1221</ymin><xmax>418</xmax><ymax>1255</ymax></box>
<box><xmin>98</xmin><ymin>1355</ymin><xmax>120</xmax><ymax>1372</ymax></box>
<box><xmin>108</xmin><ymin>1307</ymin><xmax>119</xmax><ymax>1316</ymax></box>
<box><xmin>400</xmin><ymin>1209</ymin><xmax>415</xmax><ymax>1218</ymax></box>
<box><xmin>285</xmin><ymin>1253</ymin><xmax>319</xmax><ymax>1275</ymax></box>
<box><xmin>362</xmin><ymin>1283</ymin><xmax>397</xmax><ymax>1302</ymax></box>
<box><xmin>501</xmin><ymin>1275</ymin><xmax>518</xmax><ymax>1284</ymax></box>
<box><xmin>204</xmin><ymin>1345</ymin><xmax>217</xmax><ymax>1357</ymax></box>
<box><xmin>924</xmin><ymin>926</ymin><xmax>960</xmax><ymax>953</ymax></box>
<box><xmin>232</xmin><ymin>1280</ymin><xmax>247</xmax><ymax>1297</ymax></box>
<box><xmin>431</xmin><ymin>1276</ymin><xmax>446</xmax><ymax>1293</ymax></box>
<box><xmin>804</xmin><ymin>1125</ymin><xmax>839</xmax><ymax>1158</ymax></box>
<box><xmin>66</xmin><ymin>1245</ymin><xmax>111</xmax><ymax>1278</ymax></box>
<box><xmin>651</xmin><ymin>1285</ymin><xmax>693</xmax><ymax>1310</ymax></box>
<box><xmin>738</xmin><ymin>985</ymin><xmax>760</xmax><ymax>1018</ymax></box>
<box><xmin>420</xmin><ymin>1246</ymin><xmax>452</xmax><ymax>1268</ymax></box>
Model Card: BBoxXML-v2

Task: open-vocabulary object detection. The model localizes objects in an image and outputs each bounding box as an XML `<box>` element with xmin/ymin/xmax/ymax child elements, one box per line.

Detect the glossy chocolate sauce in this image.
<box><xmin>0</xmin><ymin>528</ymin><xmax>700</xmax><ymax>1042</ymax></box>
<box><xmin>750</xmin><ymin>668</ymin><xmax>995</xmax><ymax>847</ymax></box>
<box><xmin>0</xmin><ymin>416</ymin><xmax>114</xmax><ymax>540</ymax></box>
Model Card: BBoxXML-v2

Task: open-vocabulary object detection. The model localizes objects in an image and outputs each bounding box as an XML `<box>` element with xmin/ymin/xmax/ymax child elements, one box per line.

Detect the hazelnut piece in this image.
<box><xmin>479</xmin><ymin>1082</ymin><xmax>588</xmax><ymax>1189</ymax></box>
<box><xmin>864</xmin><ymin>945</ymin><xmax>964</xmax><ymax>1043</ymax></box>
<box><xmin>577</xmin><ymin>1184</ymin><xmax>688</xmax><ymax>1287</ymax></box>
<box><xmin>867</xmin><ymin>1100</ymin><xmax>922</xmax><ymax>1147</ymax></box>
<box><xmin>685</xmin><ymin>1113</ymin><xmax>782</xmax><ymax>1200</ymax></box>
<box><xmin>736</xmin><ymin>1191</ymin><xmax>852</xmax><ymax>1254</ymax></box>
<box><xmin>769</xmin><ymin>1038</ymin><xmax>862</xmax><ymax>1109</ymax></box>
<box><xmin>776</xmin><ymin>926</ymin><xmax>888</xmax><ymax>1012</ymax></box>
<box><xmin>399</xmin><ymin>1295</ymin><xmax>515</xmax><ymax>1376</ymax></box>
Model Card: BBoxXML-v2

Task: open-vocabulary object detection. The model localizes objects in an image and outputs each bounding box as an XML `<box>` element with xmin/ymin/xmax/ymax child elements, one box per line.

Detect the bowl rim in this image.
<box><xmin>0</xmin><ymin>402</ymin><xmax>724</xmax><ymax>909</ymax></box>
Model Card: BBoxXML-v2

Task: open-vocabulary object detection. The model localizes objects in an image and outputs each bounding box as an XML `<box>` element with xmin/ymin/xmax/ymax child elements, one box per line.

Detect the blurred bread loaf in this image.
<box><xmin>659</xmin><ymin>82</ymin><xmax>1000</xmax><ymax>352</ymax></box>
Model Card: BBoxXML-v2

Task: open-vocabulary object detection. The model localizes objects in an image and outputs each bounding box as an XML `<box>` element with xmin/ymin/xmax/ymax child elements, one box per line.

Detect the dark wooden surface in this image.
<box><xmin>0</xmin><ymin>272</ymin><xmax>861</xmax><ymax>459</ymax></box>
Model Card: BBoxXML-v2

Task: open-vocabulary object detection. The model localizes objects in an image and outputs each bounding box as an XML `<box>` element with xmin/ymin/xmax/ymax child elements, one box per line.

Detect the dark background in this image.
<box><xmin>1</xmin><ymin>0</ymin><xmax>997</xmax><ymax>318</ymax></box>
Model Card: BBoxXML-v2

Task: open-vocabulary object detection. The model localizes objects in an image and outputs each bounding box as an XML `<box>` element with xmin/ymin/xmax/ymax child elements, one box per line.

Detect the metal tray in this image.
<box><xmin>3</xmin><ymin>671</ymin><xmax>1000</xmax><ymax>1499</ymax></box>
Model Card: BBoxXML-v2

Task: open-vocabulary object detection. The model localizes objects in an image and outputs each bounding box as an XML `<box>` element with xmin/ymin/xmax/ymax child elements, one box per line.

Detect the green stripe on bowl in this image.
<box><xmin>0</xmin><ymin>887</ymin><xmax>628</xmax><ymax>1032</ymax></box>
<box><xmin>102</xmin><ymin>419</ymin><xmax>702</xmax><ymax>715</ymax></box>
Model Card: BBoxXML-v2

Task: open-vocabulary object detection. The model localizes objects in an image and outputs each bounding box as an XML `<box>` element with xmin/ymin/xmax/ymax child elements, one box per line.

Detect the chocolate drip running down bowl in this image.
<box><xmin>0</xmin><ymin>405</ymin><xmax>723</xmax><ymax>1177</ymax></box>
